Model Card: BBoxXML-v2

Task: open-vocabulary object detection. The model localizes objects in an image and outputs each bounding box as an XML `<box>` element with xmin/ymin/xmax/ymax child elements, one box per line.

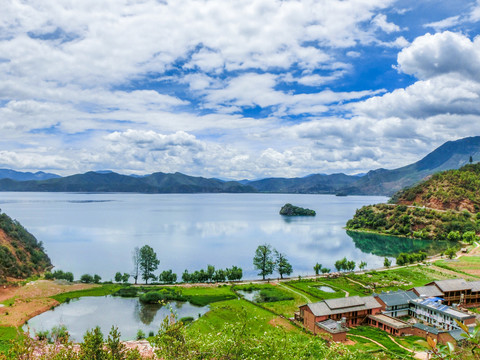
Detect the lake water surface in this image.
<box><xmin>24</xmin><ymin>296</ymin><xmax>209</xmax><ymax>341</ymax></box>
<box><xmin>0</xmin><ymin>193</ymin><xmax>451</xmax><ymax>280</ymax></box>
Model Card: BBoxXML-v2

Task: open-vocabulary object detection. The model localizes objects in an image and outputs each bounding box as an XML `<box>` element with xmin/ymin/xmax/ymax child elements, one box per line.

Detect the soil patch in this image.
<box><xmin>0</xmin><ymin>280</ymin><xmax>97</xmax><ymax>327</ymax></box>
<box><xmin>268</xmin><ymin>317</ymin><xmax>296</xmax><ymax>331</ymax></box>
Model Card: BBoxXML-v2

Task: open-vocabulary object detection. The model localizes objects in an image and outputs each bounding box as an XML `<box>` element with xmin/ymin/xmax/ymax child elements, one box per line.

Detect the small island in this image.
<box><xmin>279</xmin><ymin>203</ymin><xmax>316</xmax><ymax>216</ymax></box>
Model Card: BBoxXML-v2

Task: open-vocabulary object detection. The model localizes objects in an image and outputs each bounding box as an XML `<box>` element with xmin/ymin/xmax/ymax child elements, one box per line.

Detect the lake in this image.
<box><xmin>23</xmin><ymin>296</ymin><xmax>209</xmax><ymax>341</ymax></box>
<box><xmin>0</xmin><ymin>192</ymin><xmax>451</xmax><ymax>280</ymax></box>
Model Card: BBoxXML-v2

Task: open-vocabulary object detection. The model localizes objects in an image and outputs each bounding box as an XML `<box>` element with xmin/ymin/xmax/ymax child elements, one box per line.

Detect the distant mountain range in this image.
<box><xmin>0</xmin><ymin>169</ymin><xmax>60</xmax><ymax>181</ymax></box>
<box><xmin>1</xmin><ymin>136</ymin><xmax>479</xmax><ymax>195</ymax></box>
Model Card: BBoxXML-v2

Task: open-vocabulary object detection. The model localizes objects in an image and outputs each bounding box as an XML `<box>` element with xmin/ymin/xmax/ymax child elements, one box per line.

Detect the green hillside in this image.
<box><xmin>346</xmin><ymin>163</ymin><xmax>480</xmax><ymax>241</ymax></box>
<box><xmin>0</xmin><ymin>210</ymin><xmax>51</xmax><ymax>280</ymax></box>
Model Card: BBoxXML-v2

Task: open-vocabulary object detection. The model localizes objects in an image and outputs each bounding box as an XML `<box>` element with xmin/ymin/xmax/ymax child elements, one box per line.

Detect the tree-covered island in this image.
<box><xmin>279</xmin><ymin>203</ymin><xmax>316</xmax><ymax>216</ymax></box>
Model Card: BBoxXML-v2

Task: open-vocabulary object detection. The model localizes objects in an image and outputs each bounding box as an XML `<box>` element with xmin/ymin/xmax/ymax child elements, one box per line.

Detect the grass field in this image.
<box><xmin>0</xmin><ymin>326</ymin><xmax>21</xmax><ymax>354</ymax></box>
<box><xmin>50</xmin><ymin>284</ymin><xmax>123</xmax><ymax>303</ymax></box>
<box><xmin>348</xmin><ymin>265</ymin><xmax>455</xmax><ymax>292</ymax></box>
<box><xmin>435</xmin><ymin>256</ymin><xmax>480</xmax><ymax>278</ymax></box>
<box><xmin>348</xmin><ymin>326</ymin><xmax>413</xmax><ymax>358</ymax></box>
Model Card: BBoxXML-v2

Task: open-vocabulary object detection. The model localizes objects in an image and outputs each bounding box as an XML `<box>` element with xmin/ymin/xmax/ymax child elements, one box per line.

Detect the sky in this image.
<box><xmin>1</xmin><ymin>0</ymin><xmax>480</xmax><ymax>179</ymax></box>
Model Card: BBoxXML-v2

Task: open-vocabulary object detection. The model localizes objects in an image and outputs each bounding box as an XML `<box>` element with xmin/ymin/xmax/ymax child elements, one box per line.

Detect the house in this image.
<box><xmin>425</xmin><ymin>279</ymin><xmax>480</xmax><ymax>307</ymax></box>
<box><xmin>409</xmin><ymin>297</ymin><xmax>476</xmax><ymax>330</ymax></box>
<box><xmin>374</xmin><ymin>290</ymin><xmax>418</xmax><ymax>317</ymax></box>
<box><xmin>366</xmin><ymin>314</ymin><xmax>413</xmax><ymax>336</ymax></box>
<box><xmin>298</xmin><ymin>296</ymin><xmax>383</xmax><ymax>333</ymax></box>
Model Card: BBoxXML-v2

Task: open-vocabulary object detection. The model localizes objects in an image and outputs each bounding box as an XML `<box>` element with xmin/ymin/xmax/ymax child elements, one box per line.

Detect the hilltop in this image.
<box><xmin>0</xmin><ymin>211</ymin><xmax>51</xmax><ymax>280</ymax></box>
<box><xmin>346</xmin><ymin>164</ymin><xmax>480</xmax><ymax>241</ymax></box>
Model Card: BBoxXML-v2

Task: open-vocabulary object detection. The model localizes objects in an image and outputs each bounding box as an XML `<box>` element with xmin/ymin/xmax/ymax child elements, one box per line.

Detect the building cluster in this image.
<box><xmin>295</xmin><ymin>279</ymin><xmax>479</xmax><ymax>343</ymax></box>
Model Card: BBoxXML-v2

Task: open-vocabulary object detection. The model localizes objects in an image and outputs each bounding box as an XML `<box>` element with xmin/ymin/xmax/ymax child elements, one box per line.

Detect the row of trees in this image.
<box><xmin>333</xmin><ymin>257</ymin><xmax>368</xmax><ymax>272</ymax></box>
<box><xmin>396</xmin><ymin>251</ymin><xmax>427</xmax><ymax>266</ymax></box>
<box><xmin>182</xmin><ymin>265</ymin><xmax>242</xmax><ymax>283</ymax></box>
<box><xmin>253</xmin><ymin>244</ymin><xmax>292</xmax><ymax>280</ymax></box>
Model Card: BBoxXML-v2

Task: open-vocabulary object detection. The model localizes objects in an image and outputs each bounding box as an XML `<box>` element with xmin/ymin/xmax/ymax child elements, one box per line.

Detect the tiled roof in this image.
<box><xmin>432</xmin><ymin>279</ymin><xmax>470</xmax><ymax>292</ymax></box>
<box><xmin>375</xmin><ymin>290</ymin><xmax>418</xmax><ymax>306</ymax></box>
<box><xmin>307</xmin><ymin>296</ymin><xmax>381</xmax><ymax>317</ymax></box>
<box><xmin>412</xmin><ymin>286</ymin><xmax>443</xmax><ymax>298</ymax></box>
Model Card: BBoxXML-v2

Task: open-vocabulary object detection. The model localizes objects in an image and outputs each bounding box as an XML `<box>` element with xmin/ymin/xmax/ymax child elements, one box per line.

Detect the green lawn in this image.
<box><xmin>285</xmin><ymin>280</ymin><xmax>347</xmax><ymax>301</ymax></box>
<box><xmin>348</xmin><ymin>326</ymin><xmax>413</xmax><ymax>358</ymax></box>
<box><xmin>189</xmin><ymin>299</ymin><xmax>280</xmax><ymax>336</ymax></box>
<box><xmin>435</xmin><ymin>257</ymin><xmax>480</xmax><ymax>278</ymax></box>
<box><xmin>50</xmin><ymin>284</ymin><xmax>123</xmax><ymax>303</ymax></box>
<box><xmin>348</xmin><ymin>265</ymin><xmax>454</xmax><ymax>292</ymax></box>
<box><xmin>0</xmin><ymin>326</ymin><xmax>21</xmax><ymax>354</ymax></box>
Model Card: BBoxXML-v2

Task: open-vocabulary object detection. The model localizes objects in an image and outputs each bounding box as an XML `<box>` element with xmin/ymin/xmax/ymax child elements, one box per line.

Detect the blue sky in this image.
<box><xmin>1</xmin><ymin>0</ymin><xmax>480</xmax><ymax>179</ymax></box>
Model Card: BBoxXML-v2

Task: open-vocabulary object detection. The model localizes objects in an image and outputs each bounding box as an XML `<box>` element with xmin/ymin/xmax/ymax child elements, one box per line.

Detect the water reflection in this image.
<box><xmin>25</xmin><ymin>296</ymin><xmax>209</xmax><ymax>341</ymax></box>
<box><xmin>347</xmin><ymin>231</ymin><xmax>454</xmax><ymax>257</ymax></box>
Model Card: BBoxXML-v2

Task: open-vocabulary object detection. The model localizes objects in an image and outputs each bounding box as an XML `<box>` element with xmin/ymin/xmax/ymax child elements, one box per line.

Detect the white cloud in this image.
<box><xmin>424</xmin><ymin>16</ymin><xmax>461</xmax><ymax>31</ymax></box>
<box><xmin>372</xmin><ymin>14</ymin><xmax>401</xmax><ymax>33</ymax></box>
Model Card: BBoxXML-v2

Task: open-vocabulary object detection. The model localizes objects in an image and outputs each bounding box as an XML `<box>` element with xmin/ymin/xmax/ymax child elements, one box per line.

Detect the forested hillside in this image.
<box><xmin>0</xmin><ymin>210</ymin><xmax>51</xmax><ymax>280</ymax></box>
<box><xmin>346</xmin><ymin>164</ymin><xmax>480</xmax><ymax>241</ymax></box>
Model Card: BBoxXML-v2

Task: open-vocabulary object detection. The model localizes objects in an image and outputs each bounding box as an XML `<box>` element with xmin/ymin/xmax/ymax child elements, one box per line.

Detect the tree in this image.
<box><xmin>122</xmin><ymin>272</ymin><xmax>130</xmax><ymax>283</ymax></box>
<box><xmin>463</xmin><ymin>231</ymin><xmax>477</xmax><ymax>243</ymax></box>
<box><xmin>139</xmin><ymin>245</ymin><xmax>160</xmax><ymax>284</ymax></box>
<box><xmin>80</xmin><ymin>273</ymin><xmax>94</xmax><ymax>283</ymax></box>
<box><xmin>206</xmin><ymin>264</ymin><xmax>215</xmax><ymax>282</ymax></box>
<box><xmin>182</xmin><ymin>269</ymin><xmax>190</xmax><ymax>283</ymax></box>
<box><xmin>359</xmin><ymin>261</ymin><xmax>367</xmax><ymax>271</ymax></box>
<box><xmin>93</xmin><ymin>274</ymin><xmax>102</xmax><ymax>284</ymax></box>
<box><xmin>314</xmin><ymin>263</ymin><xmax>322</xmax><ymax>276</ymax></box>
<box><xmin>321</xmin><ymin>267</ymin><xmax>330</xmax><ymax>274</ymax></box>
<box><xmin>334</xmin><ymin>257</ymin><xmax>348</xmax><ymax>272</ymax></box>
<box><xmin>384</xmin><ymin>257</ymin><xmax>392</xmax><ymax>268</ymax></box>
<box><xmin>226</xmin><ymin>266</ymin><xmax>242</xmax><ymax>281</ymax></box>
<box><xmin>114</xmin><ymin>272</ymin><xmax>122</xmax><ymax>283</ymax></box>
<box><xmin>253</xmin><ymin>244</ymin><xmax>275</xmax><ymax>280</ymax></box>
<box><xmin>213</xmin><ymin>269</ymin><xmax>226</xmax><ymax>282</ymax></box>
<box><xmin>132</xmin><ymin>246</ymin><xmax>140</xmax><ymax>285</ymax></box>
<box><xmin>275</xmin><ymin>251</ymin><xmax>293</xmax><ymax>279</ymax></box>
<box><xmin>445</xmin><ymin>247</ymin><xmax>457</xmax><ymax>259</ymax></box>
<box><xmin>159</xmin><ymin>269</ymin><xmax>177</xmax><ymax>284</ymax></box>
<box><xmin>346</xmin><ymin>260</ymin><xmax>356</xmax><ymax>272</ymax></box>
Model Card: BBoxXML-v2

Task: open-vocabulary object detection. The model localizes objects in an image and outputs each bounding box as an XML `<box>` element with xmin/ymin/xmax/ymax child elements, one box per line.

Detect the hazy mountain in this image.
<box><xmin>339</xmin><ymin>136</ymin><xmax>480</xmax><ymax>196</ymax></box>
<box><xmin>0</xmin><ymin>169</ymin><xmax>60</xmax><ymax>181</ymax></box>
<box><xmin>0</xmin><ymin>171</ymin><xmax>256</xmax><ymax>193</ymax></box>
<box><xmin>245</xmin><ymin>173</ymin><xmax>358</xmax><ymax>193</ymax></box>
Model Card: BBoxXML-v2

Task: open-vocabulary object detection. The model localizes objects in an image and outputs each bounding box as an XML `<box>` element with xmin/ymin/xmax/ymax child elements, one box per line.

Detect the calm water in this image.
<box><xmin>0</xmin><ymin>193</ymin><xmax>451</xmax><ymax>280</ymax></box>
<box><xmin>23</xmin><ymin>296</ymin><xmax>209</xmax><ymax>341</ymax></box>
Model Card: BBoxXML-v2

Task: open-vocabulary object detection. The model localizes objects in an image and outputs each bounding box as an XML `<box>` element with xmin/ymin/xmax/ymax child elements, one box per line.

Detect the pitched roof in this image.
<box><xmin>431</xmin><ymin>279</ymin><xmax>470</xmax><ymax>292</ymax></box>
<box><xmin>412</xmin><ymin>285</ymin><xmax>443</xmax><ymax>298</ymax></box>
<box><xmin>307</xmin><ymin>296</ymin><xmax>381</xmax><ymax>317</ymax></box>
<box><xmin>375</xmin><ymin>290</ymin><xmax>418</xmax><ymax>306</ymax></box>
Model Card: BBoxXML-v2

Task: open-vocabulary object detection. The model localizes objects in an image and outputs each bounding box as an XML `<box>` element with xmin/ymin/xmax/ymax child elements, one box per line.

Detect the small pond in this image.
<box><xmin>237</xmin><ymin>289</ymin><xmax>261</xmax><ymax>302</ymax></box>
<box><xmin>24</xmin><ymin>296</ymin><xmax>209</xmax><ymax>342</ymax></box>
<box><xmin>317</xmin><ymin>286</ymin><xmax>336</xmax><ymax>293</ymax></box>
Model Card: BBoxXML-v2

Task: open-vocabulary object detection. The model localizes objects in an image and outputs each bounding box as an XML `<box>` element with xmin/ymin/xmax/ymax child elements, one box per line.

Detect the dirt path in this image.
<box><xmin>346</xmin><ymin>277</ymin><xmax>368</xmax><ymax>289</ymax></box>
<box><xmin>277</xmin><ymin>283</ymin><xmax>312</xmax><ymax>303</ymax></box>
<box><xmin>385</xmin><ymin>335</ymin><xmax>429</xmax><ymax>359</ymax></box>
<box><xmin>347</xmin><ymin>334</ymin><xmax>387</xmax><ymax>350</ymax></box>
<box><xmin>0</xmin><ymin>280</ymin><xmax>97</xmax><ymax>327</ymax></box>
